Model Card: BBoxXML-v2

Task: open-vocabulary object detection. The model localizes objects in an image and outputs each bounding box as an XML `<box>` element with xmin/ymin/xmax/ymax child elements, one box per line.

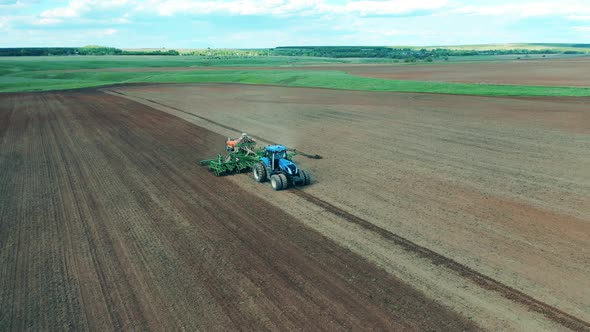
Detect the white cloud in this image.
<box><xmin>148</xmin><ymin>0</ymin><xmax>312</xmax><ymax>16</ymax></box>
<box><xmin>103</xmin><ymin>28</ymin><xmax>117</xmax><ymax>35</ymax></box>
<box><xmin>40</xmin><ymin>0</ymin><xmax>131</xmax><ymax>19</ymax></box>
<box><xmin>0</xmin><ymin>0</ymin><xmax>135</xmax><ymax>31</ymax></box>
<box><xmin>0</xmin><ymin>25</ymin><xmax>124</xmax><ymax>47</ymax></box>
<box><xmin>41</xmin><ymin>5</ymin><xmax>81</xmax><ymax>18</ymax></box>
<box><xmin>35</xmin><ymin>17</ymin><xmax>62</xmax><ymax>25</ymax></box>
<box><xmin>143</xmin><ymin>0</ymin><xmax>449</xmax><ymax>17</ymax></box>
<box><xmin>0</xmin><ymin>0</ymin><xmax>27</xmax><ymax>11</ymax></box>
<box><xmin>573</xmin><ymin>26</ymin><xmax>590</xmax><ymax>32</ymax></box>
<box><xmin>568</xmin><ymin>15</ymin><xmax>590</xmax><ymax>21</ymax></box>
<box><xmin>450</xmin><ymin>1</ymin><xmax>590</xmax><ymax>18</ymax></box>
<box><xmin>33</xmin><ymin>0</ymin><xmax>588</xmax><ymax>22</ymax></box>
<box><xmin>339</xmin><ymin>0</ymin><xmax>448</xmax><ymax>16</ymax></box>
<box><xmin>114</xmin><ymin>16</ymin><xmax>130</xmax><ymax>23</ymax></box>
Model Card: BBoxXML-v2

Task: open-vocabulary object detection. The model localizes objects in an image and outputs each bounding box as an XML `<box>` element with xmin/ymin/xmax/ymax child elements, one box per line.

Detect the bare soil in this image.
<box><xmin>112</xmin><ymin>83</ymin><xmax>590</xmax><ymax>327</ymax></box>
<box><xmin>339</xmin><ymin>57</ymin><xmax>590</xmax><ymax>86</ymax></box>
<box><xmin>0</xmin><ymin>91</ymin><xmax>478</xmax><ymax>330</ymax></box>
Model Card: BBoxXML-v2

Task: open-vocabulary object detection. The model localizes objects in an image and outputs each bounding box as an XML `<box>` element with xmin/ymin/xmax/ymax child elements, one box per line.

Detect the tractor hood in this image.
<box><xmin>278</xmin><ymin>158</ymin><xmax>299</xmax><ymax>175</ymax></box>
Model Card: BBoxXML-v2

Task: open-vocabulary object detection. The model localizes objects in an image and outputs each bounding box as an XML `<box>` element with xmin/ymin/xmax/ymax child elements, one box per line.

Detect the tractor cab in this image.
<box><xmin>265</xmin><ymin>145</ymin><xmax>288</xmax><ymax>161</ymax></box>
<box><xmin>261</xmin><ymin>145</ymin><xmax>293</xmax><ymax>173</ymax></box>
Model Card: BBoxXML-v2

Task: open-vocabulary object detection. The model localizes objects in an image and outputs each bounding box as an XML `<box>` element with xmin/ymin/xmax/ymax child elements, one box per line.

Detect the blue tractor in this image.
<box><xmin>252</xmin><ymin>145</ymin><xmax>311</xmax><ymax>190</ymax></box>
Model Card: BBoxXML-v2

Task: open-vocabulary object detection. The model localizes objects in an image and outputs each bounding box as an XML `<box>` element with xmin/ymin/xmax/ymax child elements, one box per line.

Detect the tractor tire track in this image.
<box><xmin>105</xmin><ymin>89</ymin><xmax>322</xmax><ymax>159</ymax></box>
<box><xmin>291</xmin><ymin>189</ymin><xmax>590</xmax><ymax>332</ymax></box>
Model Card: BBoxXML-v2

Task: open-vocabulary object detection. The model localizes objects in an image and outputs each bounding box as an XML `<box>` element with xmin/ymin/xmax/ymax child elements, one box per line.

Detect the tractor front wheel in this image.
<box><xmin>270</xmin><ymin>174</ymin><xmax>287</xmax><ymax>191</ymax></box>
<box><xmin>253</xmin><ymin>163</ymin><xmax>267</xmax><ymax>183</ymax></box>
<box><xmin>278</xmin><ymin>174</ymin><xmax>288</xmax><ymax>189</ymax></box>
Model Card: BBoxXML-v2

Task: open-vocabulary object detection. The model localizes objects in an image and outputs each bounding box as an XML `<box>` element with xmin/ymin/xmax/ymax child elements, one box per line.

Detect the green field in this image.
<box><xmin>0</xmin><ymin>55</ymin><xmax>360</xmax><ymax>75</ymax></box>
<box><xmin>2</xmin><ymin>55</ymin><xmax>590</xmax><ymax>96</ymax></box>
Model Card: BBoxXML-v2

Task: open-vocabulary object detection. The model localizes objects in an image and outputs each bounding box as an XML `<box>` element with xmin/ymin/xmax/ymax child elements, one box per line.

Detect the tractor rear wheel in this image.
<box><xmin>298</xmin><ymin>170</ymin><xmax>311</xmax><ymax>185</ymax></box>
<box><xmin>253</xmin><ymin>163</ymin><xmax>266</xmax><ymax>182</ymax></box>
<box><xmin>270</xmin><ymin>174</ymin><xmax>287</xmax><ymax>191</ymax></box>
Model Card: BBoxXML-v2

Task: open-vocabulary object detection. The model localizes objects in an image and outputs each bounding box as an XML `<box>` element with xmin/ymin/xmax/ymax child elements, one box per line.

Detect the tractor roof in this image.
<box><xmin>266</xmin><ymin>144</ymin><xmax>287</xmax><ymax>153</ymax></box>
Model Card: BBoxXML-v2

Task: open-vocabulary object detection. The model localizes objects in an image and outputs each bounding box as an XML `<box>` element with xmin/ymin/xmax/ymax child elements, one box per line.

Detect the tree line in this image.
<box><xmin>0</xmin><ymin>46</ymin><xmax>179</xmax><ymax>56</ymax></box>
<box><xmin>269</xmin><ymin>46</ymin><xmax>582</xmax><ymax>60</ymax></box>
<box><xmin>1</xmin><ymin>45</ymin><xmax>585</xmax><ymax>59</ymax></box>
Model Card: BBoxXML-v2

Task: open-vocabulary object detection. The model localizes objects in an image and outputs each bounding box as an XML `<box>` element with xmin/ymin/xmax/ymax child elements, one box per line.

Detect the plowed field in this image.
<box><xmin>110</xmin><ymin>83</ymin><xmax>590</xmax><ymax>330</ymax></box>
<box><xmin>336</xmin><ymin>57</ymin><xmax>590</xmax><ymax>86</ymax></box>
<box><xmin>0</xmin><ymin>91</ymin><xmax>478</xmax><ymax>330</ymax></box>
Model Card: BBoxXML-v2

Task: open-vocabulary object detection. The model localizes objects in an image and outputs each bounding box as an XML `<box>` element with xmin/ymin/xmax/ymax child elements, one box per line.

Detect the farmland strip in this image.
<box><xmin>292</xmin><ymin>189</ymin><xmax>590</xmax><ymax>332</ymax></box>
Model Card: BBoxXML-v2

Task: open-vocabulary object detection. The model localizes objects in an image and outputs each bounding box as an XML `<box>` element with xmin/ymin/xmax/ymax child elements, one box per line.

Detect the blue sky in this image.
<box><xmin>1</xmin><ymin>0</ymin><xmax>589</xmax><ymax>48</ymax></box>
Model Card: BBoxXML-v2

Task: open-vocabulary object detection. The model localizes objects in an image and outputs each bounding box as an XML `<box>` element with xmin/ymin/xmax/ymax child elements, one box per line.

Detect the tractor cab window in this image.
<box><xmin>273</xmin><ymin>151</ymin><xmax>287</xmax><ymax>159</ymax></box>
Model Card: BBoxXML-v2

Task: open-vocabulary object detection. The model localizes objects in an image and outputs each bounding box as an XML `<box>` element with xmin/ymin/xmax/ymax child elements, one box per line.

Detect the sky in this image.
<box><xmin>1</xmin><ymin>0</ymin><xmax>589</xmax><ymax>48</ymax></box>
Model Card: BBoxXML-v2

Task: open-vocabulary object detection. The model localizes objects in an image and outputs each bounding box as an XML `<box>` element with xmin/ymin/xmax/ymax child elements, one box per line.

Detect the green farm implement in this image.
<box><xmin>199</xmin><ymin>133</ymin><xmax>263</xmax><ymax>176</ymax></box>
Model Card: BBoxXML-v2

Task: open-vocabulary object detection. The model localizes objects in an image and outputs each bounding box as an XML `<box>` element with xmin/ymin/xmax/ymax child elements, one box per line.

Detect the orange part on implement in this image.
<box><xmin>226</xmin><ymin>139</ymin><xmax>238</xmax><ymax>149</ymax></box>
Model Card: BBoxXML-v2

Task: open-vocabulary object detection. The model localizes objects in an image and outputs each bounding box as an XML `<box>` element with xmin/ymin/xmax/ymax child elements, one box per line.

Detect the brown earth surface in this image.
<box><xmin>110</xmin><ymin>83</ymin><xmax>590</xmax><ymax>328</ymax></box>
<box><xmin>53</xmin><ymin>57</ymin><xmax>590</xmax><ymax>87</ymax></box>
<box><xmin>339</xmin><ymin>57</ymin><xmax>590</xmax><ymax>86</ymax></box>
<box><xmin>0</xmin><ymin>91</ymin><xmax>480</xmax><ymax>330</ymax></box>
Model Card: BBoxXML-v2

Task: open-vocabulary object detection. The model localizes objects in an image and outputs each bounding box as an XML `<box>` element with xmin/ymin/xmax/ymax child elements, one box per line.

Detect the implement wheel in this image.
<box><xmin>253</xmin><ymin>163</ymin><xmax>267</xmax><ymax>183</ymax></box>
